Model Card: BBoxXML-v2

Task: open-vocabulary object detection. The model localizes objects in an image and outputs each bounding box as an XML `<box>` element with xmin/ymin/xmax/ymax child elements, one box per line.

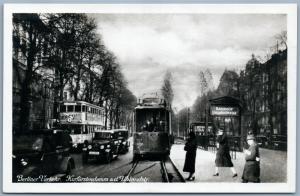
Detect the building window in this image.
<box><xmin>63</xmin><ymin>92</ymin><xmax>68</xmax><ymax>100</ymax></box>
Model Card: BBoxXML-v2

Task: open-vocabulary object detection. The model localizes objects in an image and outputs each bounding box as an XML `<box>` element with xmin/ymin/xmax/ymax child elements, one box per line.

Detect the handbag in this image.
<box><xmin>184</xmin><ymin>142</ymin><xmax>191</xmax><ymax>151</ymax></box>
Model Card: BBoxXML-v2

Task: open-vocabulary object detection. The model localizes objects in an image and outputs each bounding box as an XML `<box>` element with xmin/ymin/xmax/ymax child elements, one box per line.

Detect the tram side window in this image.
<box><xmin>69</xmin><ymin>125</ymin><xmax>82</xmax><ymax>134</ymax></box>
<box><xmin>60</xmin><ymin>105</ymin><xmax>66</xmax><ymax>112</ymax></box>
<box><xmin>67</xmin><ymin>105</ymin><xmax>74</xmax><ymax>112</ymax></box>
<box><xmin>75</xmin><ymin>105</ymin><xmax>81</xmax><ymax>112</ymax></box>
<box><xmin>82</xmin><ymin>105</ymin><xmax>86</xmax><ymax>112</ymax></box>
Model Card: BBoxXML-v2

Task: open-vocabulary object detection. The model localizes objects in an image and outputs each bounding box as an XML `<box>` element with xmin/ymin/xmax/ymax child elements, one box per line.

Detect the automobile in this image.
<box><xmin>269</xmin><ymin>134</ymin><xmax>287</xmax><ymax>150</ymax></box>
<box><xmin>116</xmin><ymin>129</ymin><xmax>130</xmax><ymax>154</ymax></box>
<box><xmin>255</xmin><ymin>135</ymin><xmax>269</xmax><ymax>148</ymax></box>
<box><xmin>12</xmin><ymin>129</ymin><xmax>75</xmax><ymax>182</ymax></box>
<box><xmin>82</xmin><ymin>130</ymin><xmax>120</xmax><ymax>163</ymax></box>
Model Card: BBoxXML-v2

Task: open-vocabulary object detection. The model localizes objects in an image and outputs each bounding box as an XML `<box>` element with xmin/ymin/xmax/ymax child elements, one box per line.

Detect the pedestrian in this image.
<box><xmin>213</xmin><ymin>129</ymin><xmax>238</xmax><ymax>177</ymax></box>
<box><xmin>183</xmin><ymin>131</ymin><xmax>197</xmax><ymax>181</ymax></box>
<box><xmin>146</xmin><ymin>119</ymin><xmax>154</xmax><ymax>132</ymax></box>
<box><xmin>242</xmin><ymin>134</ymin><xmax>260</xmax><ymax>183</ymax></box>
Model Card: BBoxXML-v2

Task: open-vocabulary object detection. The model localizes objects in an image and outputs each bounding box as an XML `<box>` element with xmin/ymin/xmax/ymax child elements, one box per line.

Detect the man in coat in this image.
<box><xmin>242</xmin><ymin>134</ymin><xmax>260</xmax><ymax>183</ymax></box>
<box><xmin>213</xmin><ymin>129</ymin><xmax>238</xmax><ymax>178</ymax></box>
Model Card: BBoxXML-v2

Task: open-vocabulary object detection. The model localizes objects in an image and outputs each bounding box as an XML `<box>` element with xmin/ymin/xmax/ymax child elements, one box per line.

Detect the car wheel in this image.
<box><xmin>66</xmin><ymin>162</ymin><xmax>72</xmax><ymax>175</ymax></box>
<box><xmin>82</xmin><ymin>154</ymin><xmax>88</xmax><ymax>164</ymax></box>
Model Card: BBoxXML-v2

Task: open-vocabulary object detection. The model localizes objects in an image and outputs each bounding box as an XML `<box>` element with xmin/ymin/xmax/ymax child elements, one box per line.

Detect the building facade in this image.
<box><xmin>239</xmin><ymin>50</ymin><xmax>287</xmax><ymax>137</ymax></box>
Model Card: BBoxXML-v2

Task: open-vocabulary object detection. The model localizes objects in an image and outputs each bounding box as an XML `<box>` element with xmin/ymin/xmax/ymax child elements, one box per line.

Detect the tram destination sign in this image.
<box><xmin>210</xmin><ymin>106</ymin><xmax>239</xmax><ymax>116</ymax></box>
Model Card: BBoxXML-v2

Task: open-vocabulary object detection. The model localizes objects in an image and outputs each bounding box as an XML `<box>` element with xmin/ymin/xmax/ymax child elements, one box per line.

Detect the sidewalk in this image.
<box><xmin>170</xmin><ymin>144</ymin><xmax>287</xmax><ymax>183</ymax></box>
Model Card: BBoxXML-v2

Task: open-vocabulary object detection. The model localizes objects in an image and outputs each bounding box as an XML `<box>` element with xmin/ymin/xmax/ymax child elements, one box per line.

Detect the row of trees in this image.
<box><xmin>13</xmin><ymin>13</ymin><xmax>136</xmax><ymax>131</ymax></box>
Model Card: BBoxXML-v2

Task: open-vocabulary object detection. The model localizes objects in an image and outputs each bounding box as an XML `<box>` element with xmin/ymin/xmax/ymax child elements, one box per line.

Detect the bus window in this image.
<box><xmin>75</xmin><ymin>105</ymin><xmax>81</xmax><ymax>112</ymax></box>
<box><xmin>67</xmin><ymin>105</ymin><xmax>74</xmax><ymax>112</ymax></box>
<box><xmin>60</xmin><ymin>105</ymin><xmax>66</xmax><ymax>112</ymax></box>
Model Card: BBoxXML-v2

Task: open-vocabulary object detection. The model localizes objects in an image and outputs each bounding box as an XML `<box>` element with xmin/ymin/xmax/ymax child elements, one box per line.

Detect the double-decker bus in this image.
<box><xmin>133</xmin><ymin>93</ymin><xmax>173</xmax><ymax>160</ymax></box>
<box><xmin>58</xmin><ymin>101</ymin><xmax>105</xmax><ymax>150</ymax></box>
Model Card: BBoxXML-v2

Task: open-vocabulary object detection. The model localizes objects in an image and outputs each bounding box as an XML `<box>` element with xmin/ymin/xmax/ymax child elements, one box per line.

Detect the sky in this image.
<box><xmin>91</xmin><ymin>14</ymin><xmax>286</xmax><ymax>111</ymax></box>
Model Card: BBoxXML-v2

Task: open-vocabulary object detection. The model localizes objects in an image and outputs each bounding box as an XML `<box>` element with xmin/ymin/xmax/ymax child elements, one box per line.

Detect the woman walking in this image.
<box><xmin>183</xmin><ymin>131</ymin><xmax>197</xmax><ymax>181</ymax></box>
<box><xmin>213</xmin><ymin>129</ymin><xmax>237</xmax><ymax>177</ymax></box>
<box><xmin>242</xmin><ymin>134</ymin><xmax>260</xmax><ymax>183</ymax></box>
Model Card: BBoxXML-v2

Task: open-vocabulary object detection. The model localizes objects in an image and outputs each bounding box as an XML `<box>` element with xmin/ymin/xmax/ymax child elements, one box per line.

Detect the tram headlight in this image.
<box><xmin>100</xmin><ymin>145</ymin><xmax>104</xmax><ymax>149</ymax></box>
<box><xmin>122</xmin><ymin>141</ymin><xmax>126</xmax><ymax>145</ymax></box>
<box><xmin>107</xmin><ymin>145</ymin><xmax>110</xmax><ymax>148</ymax></box>
<box><xmin>88</xmin><ymin>145</ymin><xmax>92</xmax><ymax>150</ymax></box>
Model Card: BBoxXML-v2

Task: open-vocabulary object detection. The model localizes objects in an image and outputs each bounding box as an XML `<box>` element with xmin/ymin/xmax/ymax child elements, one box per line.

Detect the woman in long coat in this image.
<box><xmin>213</xmin><ymin>129</ymin><xmax>238</xmax><ymax>177</ymax></box>
<box><xmin>183</xmin><ymin>131</ymin><xmax>197</xmax><ymax>181</ymax></box>
<box><xmin>242</xmin><ymin>134</ymin><xmax>260</xmax><ymax>183</ymax></box>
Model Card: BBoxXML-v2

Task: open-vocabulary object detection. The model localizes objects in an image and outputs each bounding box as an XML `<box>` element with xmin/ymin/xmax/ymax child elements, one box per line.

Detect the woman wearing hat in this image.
<box><xmin>242</xmin><ymin>134</ymin><xmax>260</xmax><ymax>183</ymax></box>
<box><xmin>183</xmin><ymin>131</ymin><xmax>197</xmax><ymax>181</ymax></box>
<box><xmin>213</xmin><ymin>129</ymin><xmax>238</xmax><ymax>177</ymax></box>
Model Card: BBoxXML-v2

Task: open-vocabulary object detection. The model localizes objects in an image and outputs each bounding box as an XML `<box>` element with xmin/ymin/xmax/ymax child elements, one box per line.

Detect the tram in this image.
<box><xmin>133</xmin><ymin>94</ymin><xmax>172</xmax><ymax>160</ymax></box>
<box><xmin>57</xmin><ymin>101</ymin><xmax>105</xmax><ymax>150</ymax></box>
<box><xmin>189</xmin><ymin>122</ymin><xmax>213</xmax><ymax>149</ymax></box>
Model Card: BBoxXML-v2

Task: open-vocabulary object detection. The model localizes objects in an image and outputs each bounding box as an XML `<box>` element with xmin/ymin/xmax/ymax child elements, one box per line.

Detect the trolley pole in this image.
<box><xmin>177</xmin><ymin>117</ymin><xmax>179</xmax><ymax>138</ymax></box>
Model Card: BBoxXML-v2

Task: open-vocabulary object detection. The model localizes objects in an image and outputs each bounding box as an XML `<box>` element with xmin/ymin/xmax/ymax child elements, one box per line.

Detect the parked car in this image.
<box><xmin>255</xmin><ymin>135</ymin><xmax>269</xmax><ymax>148</ymax></box>
<box><xmin>116</xmin><ymin>129</ymin><xmax>130</xmax><ymax>154</ymax></box>
<box><xmin>12</xmin><ymin>129</ymin><xmax>75</xmax><ymax>182</ymax></box>
<box><xmin>269</xmin><ymin>134</ymin><xmax>287</xmax><ymax>150</ymax></box>
<box><xmin>82</xmin><ymin>130</ymin><xmax>119</xmax><ymax>164</ymax></box>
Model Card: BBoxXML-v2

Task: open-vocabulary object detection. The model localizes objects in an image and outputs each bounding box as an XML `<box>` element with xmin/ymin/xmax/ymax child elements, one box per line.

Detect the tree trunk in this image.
<box><xmin>18</xmin><ymin>23</ymin><xmax>35</xmax><ymax>132</ymax></box>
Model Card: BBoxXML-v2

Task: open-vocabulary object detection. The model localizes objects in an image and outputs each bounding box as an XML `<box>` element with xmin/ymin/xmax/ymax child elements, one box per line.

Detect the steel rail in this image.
<box><xmin>122</xmin><ymin>160</ymin><xmax>139</xmax><ymax>182</ymax></box>
<box><xmin>167</xmin><ymin>157</ymin><xmax>186</xmax><ymax>183</ymax></box>
<box><xmin>160</xmin><ymin>160</ymin><xmax>170</xmax><ymax>182</ymax></box>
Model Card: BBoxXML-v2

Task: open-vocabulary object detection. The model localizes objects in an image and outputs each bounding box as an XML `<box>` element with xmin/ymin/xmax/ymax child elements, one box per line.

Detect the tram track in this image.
<box><xmin>122</xmin><ymin>157</ymin><xmax>185</xmax><ymax>183</ymax></box>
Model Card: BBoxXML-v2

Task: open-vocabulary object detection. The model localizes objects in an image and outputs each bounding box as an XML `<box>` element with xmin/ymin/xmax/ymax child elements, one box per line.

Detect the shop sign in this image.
<box><xmin>210</xmin><ymin>106</ymin><xmax>239</xmax><ymax>116</ymax></box>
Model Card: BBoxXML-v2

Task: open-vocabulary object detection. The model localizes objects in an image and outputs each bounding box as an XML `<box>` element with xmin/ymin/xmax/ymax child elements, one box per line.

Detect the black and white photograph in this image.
<box><xmin>3</xmin><ymin>4</ymin><xmax>297</xmax><ymax>193</ymax></box>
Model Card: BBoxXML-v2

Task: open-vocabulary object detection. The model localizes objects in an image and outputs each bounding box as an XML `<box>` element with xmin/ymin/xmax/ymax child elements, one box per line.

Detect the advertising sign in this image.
<box><xmin>210</xmin><ymin>106</ymin><xmax>239</xmax><ymax>116</ymax></box>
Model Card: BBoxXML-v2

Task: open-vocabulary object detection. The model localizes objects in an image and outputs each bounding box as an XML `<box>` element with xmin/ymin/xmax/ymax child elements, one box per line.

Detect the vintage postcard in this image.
<box><xmin>3</xmin><ymin>3</ymin><xmax>297</xmax><ymax>193</ymax></box>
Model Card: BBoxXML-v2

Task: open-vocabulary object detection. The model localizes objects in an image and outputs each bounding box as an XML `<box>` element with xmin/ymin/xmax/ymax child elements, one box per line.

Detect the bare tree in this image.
<box><xmin>275</xmin><ymin>30</ymin><xmax>287</xmax><ymax>50</ymax></box>
<box><xmin>13</xmin><ymin>14</ymin><xmax>50</xmax><ymax>131</ymax></box>
<box><xmin>161</xmin><ymin>70</ymin><xmax>174</xmax><ymax>105</ymax></box>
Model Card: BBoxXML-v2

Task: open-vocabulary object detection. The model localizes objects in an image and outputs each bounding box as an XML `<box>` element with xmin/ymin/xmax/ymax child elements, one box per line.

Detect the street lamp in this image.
<box><xmin>173</xmin><ymin>107</ymin><xmax>180</xmax><ymax>138</ymax></box>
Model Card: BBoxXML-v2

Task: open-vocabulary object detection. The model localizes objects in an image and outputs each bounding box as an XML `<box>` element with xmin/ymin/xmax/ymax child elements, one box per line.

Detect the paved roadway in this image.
<box><xmin>68</xmin><ymin>137</ymin><xmax>165</xmax><ymax>182</ymax></box>
<box><xmin>68</xmin><ymin>138</ymin><xmax>286</xmax><ymax>183</ymax></box>
<box><xmin>69</xmin><ymin>138</ymin><xmax>134</xmax><ymax>181</ymax></box>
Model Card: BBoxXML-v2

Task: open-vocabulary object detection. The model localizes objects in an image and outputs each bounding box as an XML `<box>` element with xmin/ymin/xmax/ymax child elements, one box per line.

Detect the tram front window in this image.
<box><xmin>136</xmin><ymin>109</ymin><xmax>168</xmax><ymax>132</ymax></box>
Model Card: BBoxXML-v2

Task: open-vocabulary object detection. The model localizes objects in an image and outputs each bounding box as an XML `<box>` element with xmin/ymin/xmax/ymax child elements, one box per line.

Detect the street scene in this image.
<box><xmin>11</xmin><ymin>13</ymin><xmax>288</xmax><ymax>184</ymax></box>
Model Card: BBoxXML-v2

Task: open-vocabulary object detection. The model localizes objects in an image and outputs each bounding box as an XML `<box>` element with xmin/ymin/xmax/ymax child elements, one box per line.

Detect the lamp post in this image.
<box><xmin>186</xmin><ymin>107</ymin><xmax>190</xmax><ymax>140</ymax></box>
<box><xmin>173</xmin><ymin>107</ymin><xmax>180</xmax><ymax>138</ymax></box>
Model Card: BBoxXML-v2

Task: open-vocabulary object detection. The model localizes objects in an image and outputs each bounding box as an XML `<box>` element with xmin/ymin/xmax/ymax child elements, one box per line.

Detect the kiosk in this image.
<box><xmin>209</xmin><ymin>96</ymin><xmax>243</xmax><ymax>151</ymax></box>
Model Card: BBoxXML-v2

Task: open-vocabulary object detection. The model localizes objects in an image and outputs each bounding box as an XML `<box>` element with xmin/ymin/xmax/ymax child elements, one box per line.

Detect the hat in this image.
<box><xmin>247</xmin><ymin>134</ymin><xmax>255</xmax><ymax>140</ymax></box>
